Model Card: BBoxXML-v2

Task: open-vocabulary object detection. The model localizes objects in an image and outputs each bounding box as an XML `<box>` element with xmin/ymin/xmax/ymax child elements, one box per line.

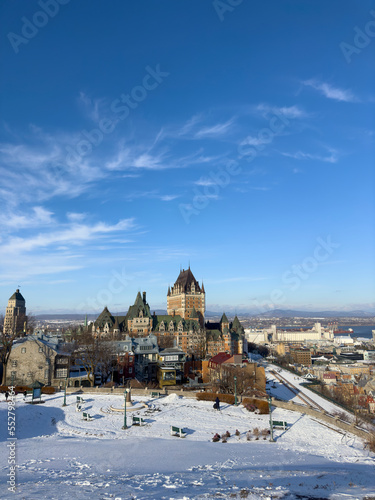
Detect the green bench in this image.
<box><xmin>132</xmin><ymin>416</ymin><xmax>145</xmax><ymax>426</ymax></box>
<box><xmin>171</xmin><ymin>425</ymin><xmax>186</xmax><ymax>438</ymax></box>
<box><xmin>82</xmin><ymin>412</ymin><xmax>93</xmax><ymax>421</ymax></box>
<box><xmin>76</xmin><ymin>396</ymin><xmax>85</xmax><ymax>404</ymax></box>
<box><xmin>151</xmin><ymin>391</ymin><xmax>161</xmax><ymax>398</ymax></box>
<box><xmin>76</xmin><ymin>402</ymin><xmax>83</xmax><ymax>412</ymax></box>
<box><xmin>273</xmin><ymin>420</ymin><xmax>288</xmax><ymax>429</ymax></box>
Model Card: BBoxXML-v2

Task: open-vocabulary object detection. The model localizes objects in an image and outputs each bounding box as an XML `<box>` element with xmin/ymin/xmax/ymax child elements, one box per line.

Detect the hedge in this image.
<box><xmin>42</xmin><ymin>387</ymin><xmax>56</xmax><ymax>394</ymax></box>
<box><xmin>196</xmin><ymin>392</ymin><xmax>235</xmax><ymax>405</ymax></box>
<box><xmin>0</xmin><ymin>385</ymin><xmax>55</xmax><ymax>394</ymax></box>
<box><xmin>196</xmin><ymin>392</ymin><xmax>269</xmax><ymax>413</ymax></box>
<box><xmin>242</xmin><ymin>397</ymin><xmax>269</xmax><ymax>414</ymax></box>
<box><xmin>0</xmin><ymin>385</ymin><xmax>31</xmax><ymax>393</ymax></box>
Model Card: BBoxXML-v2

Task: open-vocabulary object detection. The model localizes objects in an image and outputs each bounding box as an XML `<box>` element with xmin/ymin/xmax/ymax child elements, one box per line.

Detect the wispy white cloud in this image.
<box><xmin>302</xmin><ymin>80</ymin><xmax>357</xmax><ymax>102</ymax></box>
<box><xmin>0</xmin><ymin>219</ymin><xmax>135</xmax><ymax>255</ymax></box>
<box><xmin>256</xmin><ymin>104</ymin><xmax>307</xmax><ymax>119</ymax></box>
<box><xmin>194</xmin><ymin>119</ymin><xmax>234</xmax><ymax>139</ymax></box>
<box><xmin>0</xmin><ymin>138</ymin><xmax>104</xmax><ymax>208</ymax></box>
<box><xmin>194</xmin><ymin>178</ymin><xmax>216</xmax><ymax>187</ymax></box>
<box><xmin>178</xmin><ymin>114</ymin><xmax>203</xmax><ymax>136</ymax></box>
<box><xmin>240</xmin><ymin>135</ymin><xmax>271</xmax><ymax>147</ymax></box>
<box><xmin>67</xmin><ymin>212</ymin><xmax>87</xmax><ymax>222</ymax></box>
<box><xmin>160</xmin><ymin>194</ymin><xmax>179</xmax><ymax>201</ymax></box>
<box><xmin>0</xmin><ymin>206</ymin><xmax>54</xmax><ymax>230</ymax></box>
<box><xmin>78</xmin><ymin>92</ymin><xmax>107</xmax><ymax>123</ymax></box>
<box><xmin>282</xmin><ymin>149</ymin><xmax>338</xmax><ymax>163</ymax></box>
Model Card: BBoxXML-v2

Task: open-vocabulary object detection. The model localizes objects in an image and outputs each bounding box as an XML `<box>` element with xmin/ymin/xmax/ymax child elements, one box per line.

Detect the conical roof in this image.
<box><xmin>190</xmin><ymin>307</ymin><xmax>199</xmax><ymax>318</ymax></box>
<box><xmin>220</xmin><ymin>312</ymin><xmax>229</xmax><ymax>324</ymax></box>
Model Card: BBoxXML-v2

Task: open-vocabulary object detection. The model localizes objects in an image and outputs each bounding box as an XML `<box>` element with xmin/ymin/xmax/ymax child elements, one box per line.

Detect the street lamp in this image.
<box><xmin>268</xmin><ymin>396</ymin><xmax>275</xmax><ymax>442</ymax></box>
<box><xmin>122</xmin><ymin>389</ymin><xmax>129</xmax><ymax>429</ymax></box>
<box><xmin>234</xmin><ymin>376</ymin><xmax>237</xmax><ymax>406</ymax></box>
<box><xmin>62</xmin><ymin>376</ymin><xmax>67</xmax><ymax>407</ymax></box>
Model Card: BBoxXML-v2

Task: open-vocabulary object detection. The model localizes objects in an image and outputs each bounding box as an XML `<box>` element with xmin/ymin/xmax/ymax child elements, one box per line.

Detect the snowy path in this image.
<box><xmin>266</xmin><ymin>365</ymin><xmax>355</xmax><ymax>418</ymax></box>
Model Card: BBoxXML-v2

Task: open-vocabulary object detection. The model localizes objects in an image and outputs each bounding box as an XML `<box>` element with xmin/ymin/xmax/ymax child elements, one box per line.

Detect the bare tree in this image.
<box><xmin>212</xmin><ymin>365</ymin><xmax>256</xmax><ymax>396</ymax></box>
<box><xmin>157</xmin><ymin>334</ymin><xmax>175</xmax><ymax>350</ymax></box>
<box><xmin>72</xmin><ymin>332</ymin><xmax>114</xmax><ymax>387</ymax></box>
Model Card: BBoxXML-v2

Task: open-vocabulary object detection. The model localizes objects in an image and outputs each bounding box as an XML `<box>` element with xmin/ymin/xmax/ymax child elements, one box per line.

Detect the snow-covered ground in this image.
<box><xmin>1</xmin><ymin>391</ymin><xmax>374</xmax><ymax>499</ymax></box>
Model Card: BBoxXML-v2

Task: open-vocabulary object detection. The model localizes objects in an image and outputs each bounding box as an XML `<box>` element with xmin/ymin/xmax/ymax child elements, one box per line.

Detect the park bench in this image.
<box><xmin>82</xmin><ymin>412</ymin><xmax>93</xmax><ymax>421</ymax></box>
<box><xmin>273</xmin><ymin>420</ymin><xmax>288</xmax><ymax>430</ymax></box>
<box><xmin>132</xmin><ymin>416</ymin><xmax>145</xmax><ymax>426</ymax></box>
<box><xmin>170</xmin><ymin>425</ymin><xmax>186</xmax><ymax>438</ymax></box>
<box><xmin>76</xmin><ymin>396</ymin><xmax>85</xmax><ymax>404</ymax></box>
<box><xmin>151</xmin><ymin>391</ymin><xmax>161</xmax><ymax>398</ymax></box>
<box><xmin>76</xmin><ymin>402</ymin><xmax>83</xmax><ymax>412</ymax></box>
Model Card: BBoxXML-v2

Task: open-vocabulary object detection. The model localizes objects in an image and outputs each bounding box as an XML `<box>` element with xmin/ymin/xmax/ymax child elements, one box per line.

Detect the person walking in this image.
<box><xmin>214</xmin><ymin>396</ymin><xmax>220</xmax><ymax>411</ymax></box>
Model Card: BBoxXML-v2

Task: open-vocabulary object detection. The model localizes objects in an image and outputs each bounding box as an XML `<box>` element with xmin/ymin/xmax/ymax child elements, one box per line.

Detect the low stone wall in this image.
<box><xmin>270</xmin><ymin>398</ymin><xmax>372</xmax><ymax>441</ymax></box>
<box><xmin>65</xmin><ymin>386</ymin><xmax>198</xmax><ymax>399</ymax></box>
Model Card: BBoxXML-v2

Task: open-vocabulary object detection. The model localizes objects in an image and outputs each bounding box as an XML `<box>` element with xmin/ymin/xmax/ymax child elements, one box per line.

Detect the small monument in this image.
<box><xmin>108</xmin><ymin>387</ymin><xmax>147</xmax><ymax>413</ymax></box>
<box><xmin>123</xmin><ymin>388</ymin><xmax>133</xmax><ymax>409</ymax></box>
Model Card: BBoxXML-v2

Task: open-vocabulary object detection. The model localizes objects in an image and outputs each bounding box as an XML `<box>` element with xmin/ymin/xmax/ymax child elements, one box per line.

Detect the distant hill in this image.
<box><xmin>35</xmin><ymin>308</ymin><xmax>374</xmax><ymax>322</ymax></box>
<box><xmin>35</xmin><ymin>310</ymin><xmax>168</xmax><ymax>321</ymax></box>
<box><xmin>254</xmin><ymin>309</ymin><xmax>375</xmax><ymax>318</ymax></box>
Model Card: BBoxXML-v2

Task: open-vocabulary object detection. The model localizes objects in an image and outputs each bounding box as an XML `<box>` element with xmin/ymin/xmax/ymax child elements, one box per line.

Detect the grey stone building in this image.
<box><xmin>7</xmin><ymin>333</ymin><xmax>70</xmax><ymax>386</ymax></box>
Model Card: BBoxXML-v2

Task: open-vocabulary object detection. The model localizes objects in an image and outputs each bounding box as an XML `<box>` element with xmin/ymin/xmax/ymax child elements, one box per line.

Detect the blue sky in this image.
<box><xmin>0</xmin><ymin>0</ymin><xmax>374</xmax><ymax>314</ymax></box>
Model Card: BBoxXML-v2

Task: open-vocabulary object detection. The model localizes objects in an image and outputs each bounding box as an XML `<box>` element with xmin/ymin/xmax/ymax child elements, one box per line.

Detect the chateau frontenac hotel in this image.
<box><xmin>92</xmin><ymin>267</ymin><xmax>246</xmax><ymax>358</ymax></box>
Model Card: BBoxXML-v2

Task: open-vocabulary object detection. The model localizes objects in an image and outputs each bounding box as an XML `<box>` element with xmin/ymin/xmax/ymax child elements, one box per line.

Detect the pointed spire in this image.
<box><xmin>220</xmin><ymin>312</ymin><xmax>229</xmax><ymax>324</ymax></box>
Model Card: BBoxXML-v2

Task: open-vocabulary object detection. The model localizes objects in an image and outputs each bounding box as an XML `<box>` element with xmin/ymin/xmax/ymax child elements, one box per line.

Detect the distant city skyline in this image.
<box><xmin>0</xmin><ymin>1</ymin><xmax>374</xmax><ymax>313</ymax></box>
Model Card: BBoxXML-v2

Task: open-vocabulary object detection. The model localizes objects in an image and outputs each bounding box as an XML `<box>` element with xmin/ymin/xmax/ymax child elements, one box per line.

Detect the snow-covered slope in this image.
<box><xmin>0</xmin><ymin>391</ymin><xmax>374</xmax><ymax>499</ymax></box>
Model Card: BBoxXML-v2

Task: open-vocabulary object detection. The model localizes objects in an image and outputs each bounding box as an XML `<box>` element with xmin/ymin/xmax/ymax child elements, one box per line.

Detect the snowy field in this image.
<box><xmin>1</xmin><ymin>391</ymin><xmax>374</xmax><ymax>500</ymax></box>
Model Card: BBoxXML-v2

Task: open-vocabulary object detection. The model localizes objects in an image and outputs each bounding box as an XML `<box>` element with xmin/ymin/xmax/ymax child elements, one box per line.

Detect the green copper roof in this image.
<box><xmin>190</xmin><ymin>307</ymin><xmax>199</xmax><ymax>318</ymax></box>
<box><xmin>220</xmin><ymin>312</ymin><xmax>229</xmax><ymax>324</ymax></box>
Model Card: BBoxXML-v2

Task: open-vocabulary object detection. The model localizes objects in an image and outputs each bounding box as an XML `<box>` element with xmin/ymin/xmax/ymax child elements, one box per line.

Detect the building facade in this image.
<box><xmin>6</xmin><ymin>334</ymin><xmax>70</xmax><ymax>386</ymax></box>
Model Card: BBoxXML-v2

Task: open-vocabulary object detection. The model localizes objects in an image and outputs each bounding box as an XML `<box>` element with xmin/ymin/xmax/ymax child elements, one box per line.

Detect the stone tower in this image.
<box><xmin>167</xmin><ymin>267</ymin><xmax>205</xmax><ymax>326</ymax></box>
<box><xmin>3</xmin><ymin>289</ymin><xmax>26</xmax><ymax>335</ymax></box>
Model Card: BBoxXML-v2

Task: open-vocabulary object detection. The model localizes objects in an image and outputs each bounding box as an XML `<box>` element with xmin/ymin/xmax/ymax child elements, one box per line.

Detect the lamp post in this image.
<box><xmin>62</xmin><ymin>377</ymin><xmax>67</xmax><ymax>407</ymax></box>
<box><xmin>268</xmin><ymin>396</ymin><xmax>275</xmax><ymax>442</ymax></box>
<box><xmin>234</xmin><ymin>376</ymin><xmax>237</xmax><ymax>406</ymax></box>
<box><xmin>122</xmin><ymin>389</ymin><xmax>128</xmax><ymax>429</ymax></box>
